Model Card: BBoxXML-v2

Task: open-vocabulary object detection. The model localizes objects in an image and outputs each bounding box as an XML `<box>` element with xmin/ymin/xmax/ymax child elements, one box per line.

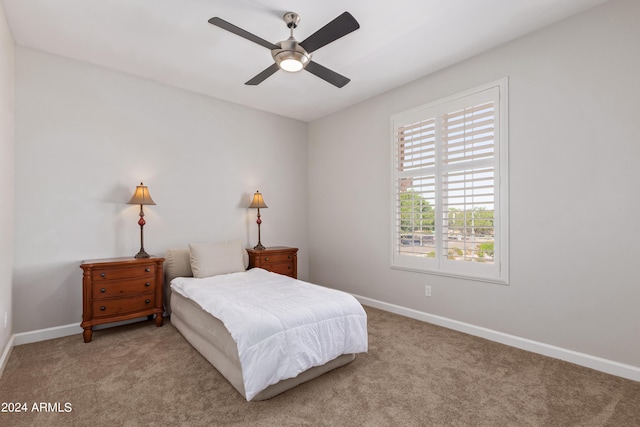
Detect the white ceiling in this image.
<box><xmin>2</xmin><ymin>0</ymin><xmax>609</xmax><ymax>122</ymax></box>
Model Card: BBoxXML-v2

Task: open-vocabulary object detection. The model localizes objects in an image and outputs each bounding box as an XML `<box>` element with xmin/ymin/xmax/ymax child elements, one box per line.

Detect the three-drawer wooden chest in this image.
<box><xmin>246</xmin><ymin>246</ymin><xmax>298</xmax><ymax>278</ymax></box>
<box><xmin>80</xmin><ymin>256</ymin><xmax>164</xmax><ymax>342</ymax></box>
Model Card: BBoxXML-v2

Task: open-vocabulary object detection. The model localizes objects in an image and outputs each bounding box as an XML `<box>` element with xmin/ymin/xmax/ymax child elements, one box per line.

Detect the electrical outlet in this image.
<box><xmin>424</xmin><ymin>285</ymin><xmax>432</xmax><ymax>297</ymax></box>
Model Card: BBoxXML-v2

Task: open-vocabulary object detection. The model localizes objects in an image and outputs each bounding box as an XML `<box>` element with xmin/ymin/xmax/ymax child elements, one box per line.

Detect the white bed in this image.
<box><xmin>164</xmin><ymin>242</ymin><xmax>368</xmax><ymax>401</ymax></box>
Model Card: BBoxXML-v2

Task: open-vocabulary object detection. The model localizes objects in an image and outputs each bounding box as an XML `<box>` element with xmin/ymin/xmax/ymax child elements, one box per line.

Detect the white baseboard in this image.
<box><xmin>0</xmin><ymin>335</ymin><xmax>15</xmax><ymax>378</ymax></box>
<box><xmin>13</xmin><ymin>322</ymin><xmax>80</xmax><ymax>346</ymax></box>
<box><xmin>355</xmin><ymin>295</ymin><xmax>640</xmax><ymax>383</ymax></box>
<box><xmin>12</xmin><ymin>316</ymin><xmax>152</xmax><ymax>346</ymax></box>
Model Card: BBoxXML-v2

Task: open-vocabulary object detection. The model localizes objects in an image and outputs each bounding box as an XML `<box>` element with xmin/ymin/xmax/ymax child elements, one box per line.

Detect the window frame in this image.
<box><xmin>390</xmin><ymin>78</ymin><xmax>509</xmax><ymax>284</ymax></box>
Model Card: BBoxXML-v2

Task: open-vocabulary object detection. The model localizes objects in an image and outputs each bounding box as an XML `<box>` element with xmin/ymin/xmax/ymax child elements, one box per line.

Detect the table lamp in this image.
<box><xmin>249</xmin><ymin>191</ymin><xmax>268</xmax><ymax>250</ymax></box>
<box><xmin>127</xmin><ymin>182</ymin><xmax>156</xmax><ymax>258</ymax></box>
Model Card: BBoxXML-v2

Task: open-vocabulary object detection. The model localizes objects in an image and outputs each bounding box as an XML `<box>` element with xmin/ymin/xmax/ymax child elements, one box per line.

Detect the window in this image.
<box><xmin>390</xmin><ymin>79</ymin><xmax>508</xmax><ymax>283</ymax></box>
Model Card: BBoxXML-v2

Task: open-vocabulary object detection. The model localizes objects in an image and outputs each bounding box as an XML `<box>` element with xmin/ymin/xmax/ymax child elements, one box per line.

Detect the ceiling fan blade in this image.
<box><xmin>305</xmin><ymin>61</ymin><xmax>350</xmax><ymax>88</ymax></box>
<box><xmin>209</xmin><ymin>17</ymin><xmax>279</xmax><ymax>50</ymax></box>
<box><xmin>299</xmin><ymin>12</ymin><xmax>360</xmax><ymax>53</ymax></box>
<box><xmin>245</xmin><ymin>63</ymin><xmax>280</xmax><ymax>86</ymax></box>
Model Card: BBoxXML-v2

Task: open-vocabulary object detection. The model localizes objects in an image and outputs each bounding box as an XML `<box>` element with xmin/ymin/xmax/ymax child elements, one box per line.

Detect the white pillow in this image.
<box><xmin>189</xmin><ymin>240</ymin><xmax>246</xmax><ymax>278</ymax></box>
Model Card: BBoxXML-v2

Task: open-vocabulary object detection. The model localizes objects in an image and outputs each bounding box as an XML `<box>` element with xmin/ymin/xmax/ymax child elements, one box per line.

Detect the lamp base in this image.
<box><xmin>134</xmin><ymin>249</ymin><xmax>151</xmax><ymax>259</ymax></box>
<box><xmin>253</xmin><ymin>243</ymin><xmax>266</xmax><ymax>250</ymax></box>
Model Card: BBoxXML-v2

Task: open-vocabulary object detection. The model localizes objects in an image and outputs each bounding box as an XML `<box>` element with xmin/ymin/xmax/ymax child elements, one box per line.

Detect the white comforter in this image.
<box><xmin>171</xmin><ymin>268</ymin><xmax>368</xmax><ymax>401</ymax></box>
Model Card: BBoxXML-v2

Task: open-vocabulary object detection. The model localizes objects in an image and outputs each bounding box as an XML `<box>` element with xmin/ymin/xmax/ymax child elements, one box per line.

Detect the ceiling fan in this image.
<box><xmin>208</xmin><ymin>12</ymin><xmax>360</xmax><ymax>88</ymax></box>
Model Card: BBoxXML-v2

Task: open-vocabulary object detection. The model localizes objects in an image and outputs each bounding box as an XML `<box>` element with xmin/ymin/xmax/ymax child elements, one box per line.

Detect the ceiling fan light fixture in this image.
<box><xmin>272</xmin><ymin>39</ymin><xmax>310</xmax><ymax>73</ymax></box>
<box><xmin>278</xmin><ymin>54</ymin><xmax>305</xmax><ymax>72</ymax></box>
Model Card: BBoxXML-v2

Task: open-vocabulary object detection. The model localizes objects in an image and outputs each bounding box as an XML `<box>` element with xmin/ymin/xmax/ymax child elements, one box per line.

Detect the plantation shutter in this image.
<box><xmin>391</xmin><ymin>79</ymin><xmax>508</xmax><ymax>283</ymax></box>
<box><xmin>395</xmin><ymin>116</ymin><xmax>437</xmax><ymax>257</ymax></box>
<box><xmin>397</xmin><ymin>118</ymin><xmax>436</xmax><ymax>171</ymax></box>
<box><xmin>441</xmin><ymin>101</ymin><xmax>496</xmax><ymax>263</ymax></box>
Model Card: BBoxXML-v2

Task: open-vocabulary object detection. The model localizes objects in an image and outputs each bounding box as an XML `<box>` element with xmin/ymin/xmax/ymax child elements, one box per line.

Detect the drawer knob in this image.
<box><xmin>288</xmin><ymin>255</ymin><xmax>291</xmax><ymax>259</ymax></box>
<box><xmin>265</xmin><ymin>257</ymin><xmax>269</xmax><ymax>261</ymax></box>
<box><xmin>145</xmin><ymin>282</ymin><xmax>151</xmax><ymax>287</ymax></box>
<box><xmin>145</xmin><ymin>299</ymin><xmax>151</xmax><ymax>304</ymax></box>
<box><xmin>100</xmin><ymin>273</ymin><xmax>106</xmax><ymax>278</ymax></box>
<box><xmin>100</xmin><ymin>306</ymin><xmax>106</xmax><ymax>311</ymax></box>
<box><xmin>100</xmin><ymin>288</ymin><xmax>106</xmax><ymax>293</ymax></box>
<box><xmin>288</xmin><ymin>266</ymin><xmax>291</xmax><ymax>269</ymax></box>
<box><xmin>144</xmin><ymin>268</ymin><xmax>151</xmax><ymax>272</ymax></box>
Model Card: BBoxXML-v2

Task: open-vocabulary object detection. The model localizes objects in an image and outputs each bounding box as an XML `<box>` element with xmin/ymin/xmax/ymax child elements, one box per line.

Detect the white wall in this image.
<box><xmin>0</xmin><ymin>2</ymin><xmax>15</xmax><ymax>362</ymax></box>
<box><xmin>13</xmin><ymin>48</ymin><xmax>308</xmax><ymax>333</ymax></box>
<box><xmin>308</xmin><ymin>0</ymin><xmax>640</xmax><ymax>368</ymax></box>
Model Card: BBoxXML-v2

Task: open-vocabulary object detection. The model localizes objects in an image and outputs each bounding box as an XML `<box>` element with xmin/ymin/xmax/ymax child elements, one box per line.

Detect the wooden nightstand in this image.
<box><xmin>246</xmin><ymin>247</ymin><xmax>298</xmax><ymax>279</ymax></box>
<box><xmin>80</xmin><ymin>256</ymin><xmax>164</xmax><ymax>342</ymax></box>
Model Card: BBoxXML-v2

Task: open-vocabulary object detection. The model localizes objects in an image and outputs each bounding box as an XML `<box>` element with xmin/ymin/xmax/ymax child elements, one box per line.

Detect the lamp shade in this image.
<box><xmin>128</xmin><ymin>182</ymin><xmax>156</xmax><ymax>205</ymax></box>
<box><xmin>248</xmin><ymin>191</ymin><xmax>268</xmax><ymax>209</ymax></box>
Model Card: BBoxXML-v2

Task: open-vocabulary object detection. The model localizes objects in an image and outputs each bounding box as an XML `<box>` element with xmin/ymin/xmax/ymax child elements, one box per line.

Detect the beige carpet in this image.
<box><xmin>0</xmin><ymin>306</ymin><xmax>638</xmax><ymax>426</ymax></box>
